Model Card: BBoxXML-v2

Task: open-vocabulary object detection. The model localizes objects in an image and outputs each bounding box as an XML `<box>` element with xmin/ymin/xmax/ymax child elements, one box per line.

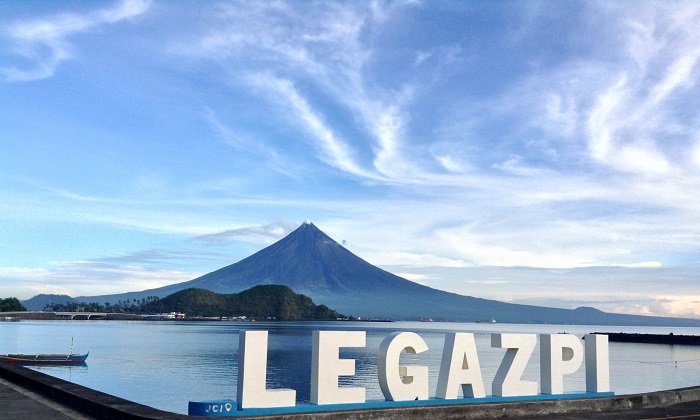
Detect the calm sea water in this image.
<box><xmin>2</xmin><ymin>320</ymin><xmax>700</xmax><ymax>415</ymax></box>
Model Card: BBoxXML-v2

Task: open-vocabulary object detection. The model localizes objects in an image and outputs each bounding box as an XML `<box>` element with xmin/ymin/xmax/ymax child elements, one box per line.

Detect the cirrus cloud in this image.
<box><xmin>2</xmin><ymin>0</ymin><xmax>149</xmax><ymax>81</ymax></box>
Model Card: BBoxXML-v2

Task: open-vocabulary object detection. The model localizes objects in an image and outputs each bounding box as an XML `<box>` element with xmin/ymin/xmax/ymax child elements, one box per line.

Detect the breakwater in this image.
<box><xmin>592</xmin><ymin>332</ymin><xmax>700</xmax><ymax>346</ymax></box>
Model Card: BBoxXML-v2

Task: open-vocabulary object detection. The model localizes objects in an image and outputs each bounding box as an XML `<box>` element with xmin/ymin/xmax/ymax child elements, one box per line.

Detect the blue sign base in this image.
<box><xmin>189</xmin><ymin>392</ymin><xmax>615</xmax><ymax>417</ymax></box>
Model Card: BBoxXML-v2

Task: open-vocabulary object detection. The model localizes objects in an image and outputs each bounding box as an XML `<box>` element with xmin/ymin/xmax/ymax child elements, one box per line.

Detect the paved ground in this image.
<box><xmin>2</xmin><ymin>370</ymin><xmax>700</xmax><ymax>420</ymax></box>
<box><xmin>513</xmin><ymin>400</ymin><xmax>700</xmax><ymax>419</ymax></box>
<box><xmin>0</xmin><ymin>376</ymin><xmax>95</xmax><ymax>420</ymax></box>
<box><xmin>598</xmin><ymin>400</ymin><xmax>700</xmax><ymax>419</ymax></box>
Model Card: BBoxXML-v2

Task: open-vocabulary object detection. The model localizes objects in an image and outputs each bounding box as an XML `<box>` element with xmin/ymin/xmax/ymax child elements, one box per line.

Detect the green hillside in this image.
<box><xmin>141</xmin><ymin>285</ymin><xmax>344</xmax><ymax>320</ymax></box>
<box><xmin>0</xmin><ymin>297</ymin><xmax>26</xmax><ymax>312</ymax></box>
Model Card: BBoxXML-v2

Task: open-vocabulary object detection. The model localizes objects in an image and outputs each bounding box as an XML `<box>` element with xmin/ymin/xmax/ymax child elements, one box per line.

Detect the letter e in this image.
<box><xmin>311</xmin><ymin>330</ymin><xmax>366</xmax><ymax>405</ymax></box>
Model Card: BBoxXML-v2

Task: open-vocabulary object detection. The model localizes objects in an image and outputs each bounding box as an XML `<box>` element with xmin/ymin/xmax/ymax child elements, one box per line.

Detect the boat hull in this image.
<box><xmin>1</xmin><ymin>352</ymin><xmax>88</xmax><ymax>364</ymax></box>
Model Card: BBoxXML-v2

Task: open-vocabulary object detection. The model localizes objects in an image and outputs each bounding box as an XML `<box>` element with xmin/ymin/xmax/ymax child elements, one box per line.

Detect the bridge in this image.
<box><xmin>53</xmin><ymin>312</ymin><xmax>109</xmax><ymax>320</ymax></box>
<box><xmin>1</xmin><ymin>311</ymin><xmax>160</xmax><ymax>321</ymax></box>
<box><xmin>1</xmin><ymin>311</ymin><xmax>110</xmax><ymax>320</ymax></box>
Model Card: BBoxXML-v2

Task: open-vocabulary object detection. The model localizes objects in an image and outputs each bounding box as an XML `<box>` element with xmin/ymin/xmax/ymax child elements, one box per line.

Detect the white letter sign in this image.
<box><xmin>540</xmin><ymin>334</ymin><xmax>583</xmax><ymax>395</ymax></box>
<box><xmin>436</xmin><ymin>332</ymin><xmax>485</xmax><ymax>399</ymax></box>
<box><xmin>237</xmin><ymin>330</ymin><xmax>296</xmax><ymax>409</ymax></box>
<box><xmin>222</xmin><ymin>329</ymin><xmax>613</xmax><ymax>414</ymax></box>
<box><xmin>584</xmin><ymin>334</ymin><xmax>610</xmax><ymax>393</ymax></box>
<box><xmin>491</xmin><ymin>333</ymin><xmax>538</xmax><ymax>397</ymax></box>
<box><xmin>311</xmin><ymin>330</ymin><xmax>366</xmax><ymax>405</ymax></box>
<box><xmin>377</xmin><ymin>331</ymin><xmax>429</xmax><ymax>401</ymax></box>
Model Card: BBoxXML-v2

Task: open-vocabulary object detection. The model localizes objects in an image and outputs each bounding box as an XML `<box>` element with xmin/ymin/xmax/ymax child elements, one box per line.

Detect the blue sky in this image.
<box><xmin>2</xmin><ymin>1</ymin><xmax>700</xmax><ymax>318</ymax></box>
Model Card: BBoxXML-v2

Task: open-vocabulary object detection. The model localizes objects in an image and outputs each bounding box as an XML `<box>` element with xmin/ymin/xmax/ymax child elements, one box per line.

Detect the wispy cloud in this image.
<box><xmin>0</xmin><ymin>262</ymin><xmax>196</xmax><ymax>300</ymax></box>
<box><xmin>93</xmin><ymin>249</ymin><xmax>218</xmax><ymax>266</ymax></box>
<box><xmin>2</xmin><ymin>0</ymin><xmax>149</xmax><ymax>81</ymax></box>
<box><xmin>583</xmin><ymin>4</ymin><xmax>700</xmax><ymax>177</ymax></box>
<box><xmin>177</xmin><ymin>0</ymin><xmax>700</xmax><ymax>210</ymax></box>
<box><xmin>245</xmin><ymin>73</ymin><xmax>376</xmax><ymax>179</ymax></box>
<box><xmin>178</xmin><ymin>1</ymin><xmax>450</xmax><ymax>185</ymax></box>
<box><xmin>202</xmin><ymin>109</ymin><xmax>306</xmax><ymax>180</ymax></box>
<box><xmin>194</xmin><ymin>220</ymin><xmax>297</xmax><ymax>244</ymax></box>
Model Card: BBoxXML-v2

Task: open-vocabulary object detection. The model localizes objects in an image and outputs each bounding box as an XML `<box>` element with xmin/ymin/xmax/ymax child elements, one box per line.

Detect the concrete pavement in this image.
<box><xmin>517</xmin><ymin>400</ymin><xmax>700</xmax><ymax>419</ymax></box>
<box><xmin>0</xmin><ymin>376</ymin><xmax>94</xmax><ymax>420</ymax></box>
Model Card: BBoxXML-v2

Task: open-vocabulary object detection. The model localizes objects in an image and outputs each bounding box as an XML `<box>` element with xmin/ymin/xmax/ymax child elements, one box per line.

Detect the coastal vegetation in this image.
<box><xmin>43</xmin><ymin>295</ymin><xmax>160</xmax><ymax>314</ymax></box>
<box><xmin>41</xmin><ymin>285</ymin><xmax>345</xmax><ymax>321</ymax></box>
<box><xmin>0</xmin><ymin>297</ymin><xmax>25</xmax><ymax>312</ymax></box>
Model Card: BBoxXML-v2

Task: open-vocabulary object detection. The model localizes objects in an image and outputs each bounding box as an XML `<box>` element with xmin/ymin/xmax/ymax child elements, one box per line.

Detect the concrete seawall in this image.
<box><xmin>2</xmin><ymin>361</ymin><xmax>700</xmax><ymax>419</ymax></box>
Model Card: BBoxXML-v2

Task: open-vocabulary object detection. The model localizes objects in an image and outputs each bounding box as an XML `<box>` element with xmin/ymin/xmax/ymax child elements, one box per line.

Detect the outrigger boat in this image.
<box><xmin>1</xmin><ymin>337</ymin><xmax>88</xmax><ymax>364</ymax></box>
<box><xmin>1</xmin><ymin>352</ymin><xmax>88</xmax><ymax>364</ymax></box>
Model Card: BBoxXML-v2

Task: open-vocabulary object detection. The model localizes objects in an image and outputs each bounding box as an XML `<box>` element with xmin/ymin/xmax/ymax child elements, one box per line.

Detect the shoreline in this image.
<box><xmin>0</xmin><ymin>311</ymin><xmax>362</xmax><ymax>322</ymax></box>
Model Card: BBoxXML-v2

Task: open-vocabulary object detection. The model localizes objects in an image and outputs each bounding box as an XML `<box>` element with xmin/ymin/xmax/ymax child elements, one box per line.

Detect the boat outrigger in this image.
<box><xmin>1</xmin><ymin>352</ymin><xmax>88</xmax><ymax>364</ymax></box>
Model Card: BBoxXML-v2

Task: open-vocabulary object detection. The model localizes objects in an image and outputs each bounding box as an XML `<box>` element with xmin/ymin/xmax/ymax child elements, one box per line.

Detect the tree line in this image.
<box><xmin>0</xmin><ymin>297</ymin><xmax>26</xmax><ymax>312</ymax></box>
<box><xmin>44</xmin><ymin>296</ymin><xmax>160</xmax><ymax>313</ymax></box>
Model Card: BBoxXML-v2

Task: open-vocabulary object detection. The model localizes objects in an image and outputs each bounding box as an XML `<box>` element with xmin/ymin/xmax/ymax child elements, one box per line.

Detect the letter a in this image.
<box><xmin>436</xmin><ymin>332</ymin><xmax>485</xmax><ymax>399</ymax></box>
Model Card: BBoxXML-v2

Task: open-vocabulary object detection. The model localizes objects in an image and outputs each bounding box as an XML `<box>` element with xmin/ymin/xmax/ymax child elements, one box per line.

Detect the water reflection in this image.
<box><xmin>25</xmin><ymin>363</ymin><xmax>88</xmax><ymax>384</ymax></box>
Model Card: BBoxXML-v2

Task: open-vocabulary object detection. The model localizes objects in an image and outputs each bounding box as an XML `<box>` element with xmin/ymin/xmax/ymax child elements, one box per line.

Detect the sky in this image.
<box><xmin>1</xmin><ymin>1</ymin><xmax>700</xmax><ymax>319</ymax></box>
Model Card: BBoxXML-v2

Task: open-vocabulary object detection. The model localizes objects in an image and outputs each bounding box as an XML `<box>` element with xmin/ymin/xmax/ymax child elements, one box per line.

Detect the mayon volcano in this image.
<box><xmin>26</xmin><ymin>222</ymin><xmax>700</xmax><ymax>326</ymax></box>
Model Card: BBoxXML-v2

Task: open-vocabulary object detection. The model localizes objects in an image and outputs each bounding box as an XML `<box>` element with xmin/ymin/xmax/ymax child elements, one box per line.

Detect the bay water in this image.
<box><xmin>2</xmin><ymin>320</ymin><xmax>700</xmax><ymax>415</ymax></box>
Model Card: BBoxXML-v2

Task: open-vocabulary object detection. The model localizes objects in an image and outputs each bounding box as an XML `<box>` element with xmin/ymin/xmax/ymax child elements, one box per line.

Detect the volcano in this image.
<box><xmin>25</xmin><ymin>222</ymin><xmax>700</xmax><ymax>326</ymax></box>
<box><xmin>181</xmin><ymin>221</ymin><xmax>431</xmax><ymax>298</ymax></box>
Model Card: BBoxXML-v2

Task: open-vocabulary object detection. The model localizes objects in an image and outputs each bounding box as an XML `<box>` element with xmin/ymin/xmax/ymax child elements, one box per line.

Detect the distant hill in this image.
<box><xmin>141</xmin><ymin>285</ymin><xmax>344</xmax><ymax>320</ymax></box>
<box><xmin>24</xmin><ymin>222</ymin><xmax>700</xmax><ymax>326</ymax></box>
<box><xmin>22</xmin><ymin>294</ymin><xmax>78</xmax><ymax>311</ymax></box>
